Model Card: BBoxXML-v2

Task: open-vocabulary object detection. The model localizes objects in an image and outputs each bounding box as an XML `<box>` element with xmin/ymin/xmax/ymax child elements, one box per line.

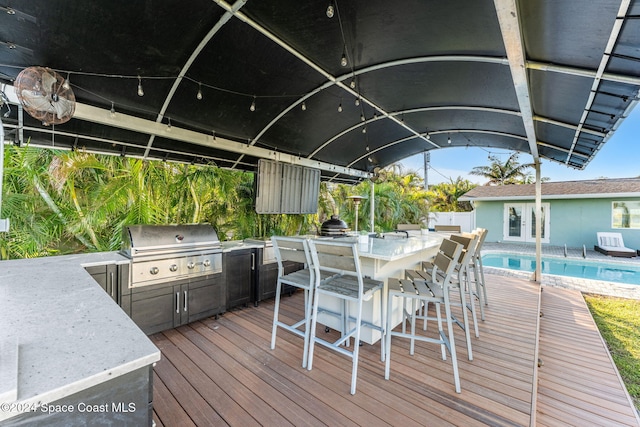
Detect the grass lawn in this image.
<box><xmin>584</xmin><ymin>294</ymin><xmax>640</xmax><ymax>412</ymax></box>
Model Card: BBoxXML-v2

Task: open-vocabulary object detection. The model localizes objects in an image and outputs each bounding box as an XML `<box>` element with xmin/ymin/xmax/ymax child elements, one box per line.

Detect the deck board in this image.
<box><xmin>536</xmin><ymin>286</ymin><xmax>640</xmax><ymax>427</ymax></box>
<box><xmin>149</xmin><ymin>273</ymin><xmax>638</xmax><ymax>426</ymax></box>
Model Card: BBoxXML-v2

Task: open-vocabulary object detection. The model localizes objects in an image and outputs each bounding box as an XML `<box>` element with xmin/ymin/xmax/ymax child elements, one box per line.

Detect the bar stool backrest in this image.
<box><xmin>431</xmin><ymin>238</ymin><xmax>464</xmax><ymax>283</ymax></box>
<box><xmin>272</xmin><ymin>236</ymin><xmax>313</xmax><ymax>274</ymax></box>
<box><xmin>309</xmin><ymin>239</ymin><xmax>361</xmax><ymax>279</ymax></box>
<box><xmin>449</xmin><ymin>234</ymin><xmax>478</xmax><ymax>266</ymax></box>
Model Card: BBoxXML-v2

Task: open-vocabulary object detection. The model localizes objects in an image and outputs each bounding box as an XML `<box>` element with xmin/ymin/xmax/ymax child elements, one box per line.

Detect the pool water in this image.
<box><xmin>482</xmin><ymin>253</ymin><xmax>640</xmax><ymax>285</ymax></box>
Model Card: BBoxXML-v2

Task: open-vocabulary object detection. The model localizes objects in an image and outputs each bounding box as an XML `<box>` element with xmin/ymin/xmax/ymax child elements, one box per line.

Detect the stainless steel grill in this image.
<box><xmin>121</xmin><ymin>224</ymin><xmax>222</xmax><ymax>288</ymax></box>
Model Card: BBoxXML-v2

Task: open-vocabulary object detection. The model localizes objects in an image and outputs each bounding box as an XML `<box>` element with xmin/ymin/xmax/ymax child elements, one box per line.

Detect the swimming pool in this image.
<box><xmin>481</xmin><ymin>252</ymin><xmax>640</xmax><ymax>285</ymax></box>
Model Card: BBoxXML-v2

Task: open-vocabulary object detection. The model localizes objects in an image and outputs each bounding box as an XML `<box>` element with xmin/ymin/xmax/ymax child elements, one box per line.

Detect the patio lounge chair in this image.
<box><xmin>594</xmin><ymin>232</ymin><xmax>638</xmax><ymax>258</ymax></box>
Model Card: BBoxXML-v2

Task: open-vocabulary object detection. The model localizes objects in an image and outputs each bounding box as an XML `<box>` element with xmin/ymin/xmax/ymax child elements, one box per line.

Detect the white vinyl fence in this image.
<box><xmin>429</xmin><ymin>211</ymin><xmax>476</xmax><ymax>233</ymax></box>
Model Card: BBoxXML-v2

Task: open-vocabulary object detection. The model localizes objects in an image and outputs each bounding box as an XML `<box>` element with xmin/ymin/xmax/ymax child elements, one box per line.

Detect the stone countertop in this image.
<box><xmin>356</xmin><ymin>234</ymin><xmax>443</xmax><ymax>261</ymax></box>
<box><xmin>220</xmin><ymin>240</ymin><xmax>263</xmax><ymax>252</ymax></box>
<box><xmin>316</xmin><ymin>234</ymin><xmax>442</xmax><ymax>261</ymax></box>
<box><xmin>0</xmin><ymin>252</ymin><xmax>160</xmax><ymax>422</ymax></box>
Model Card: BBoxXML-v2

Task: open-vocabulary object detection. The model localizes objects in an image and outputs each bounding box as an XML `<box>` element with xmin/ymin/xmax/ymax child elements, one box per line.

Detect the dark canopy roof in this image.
<box><xmin>1</xmin><ymin>0</ymin><xmax>639</xmax><ymax>183</ymax></box>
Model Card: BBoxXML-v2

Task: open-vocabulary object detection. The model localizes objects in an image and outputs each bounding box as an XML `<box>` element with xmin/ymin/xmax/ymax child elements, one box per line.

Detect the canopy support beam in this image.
<box><xmin>493</xmin><ymin>0</ymin><xmax>539</xmax><ymax>161</ymax></box>
<box><xmin>534</xmin><ymin>161</ymin><xmax>542</xmax><ymax>283</ymax></box>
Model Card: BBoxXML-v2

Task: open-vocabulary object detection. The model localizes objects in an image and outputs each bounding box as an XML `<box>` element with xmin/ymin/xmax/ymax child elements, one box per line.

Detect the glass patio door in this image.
<box><xmin>503</xmin><ymin>203</ymin><xmax>550</xmax><ymax>243</ymax></box>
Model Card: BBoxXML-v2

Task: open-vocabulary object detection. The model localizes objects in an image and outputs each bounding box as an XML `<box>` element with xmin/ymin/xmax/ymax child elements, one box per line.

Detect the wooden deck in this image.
<box><xmin>150</xmin><ymin>273</ymin><xmax>638</xmax><ymax>426</ymax></box>
<box><xmin>536</xmin><ymin>286</ymin><xmax>640</xmax><ymax>426</ymax></box>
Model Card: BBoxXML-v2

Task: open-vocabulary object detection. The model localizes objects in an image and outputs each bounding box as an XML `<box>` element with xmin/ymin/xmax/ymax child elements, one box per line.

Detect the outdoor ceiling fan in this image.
<box><xmin>14</xmin><ymin>66</ymin><xmax>76</xmax><ymax>125</ymax></box>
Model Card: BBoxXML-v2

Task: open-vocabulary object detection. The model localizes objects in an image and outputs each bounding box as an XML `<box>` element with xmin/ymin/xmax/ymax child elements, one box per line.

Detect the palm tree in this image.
<box><xmin>427</xmin><ymin>177</ymin><xmax>476</xmax><ymax>212</ymax></box>
<box><xmin>470</xmin><ymin>152</ymin><xmax>535</xmax><ymax>185</ymax></box>
<box><xmin>325</xmin><ymin>166</ymin><xmax>430</xmax><ymax>233</ymax></box>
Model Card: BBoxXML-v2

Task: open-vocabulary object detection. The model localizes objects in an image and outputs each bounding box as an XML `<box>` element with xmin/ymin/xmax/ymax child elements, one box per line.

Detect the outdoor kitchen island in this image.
<box><xmin>0</xmin><ymin>252</ymin><xmax>160</xmax><ymax>426</ymax></box>
<box><xmin>305</xmin><ymin>233</ymin><xmax>443</xmax><ymax>344</ymax></box>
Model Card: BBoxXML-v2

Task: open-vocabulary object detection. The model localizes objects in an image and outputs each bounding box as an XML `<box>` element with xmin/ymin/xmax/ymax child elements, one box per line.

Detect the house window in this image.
<box><xmin>612</xmin><ymin>201</ymin><xmax>640</xmax><ymax>229</ymax></box>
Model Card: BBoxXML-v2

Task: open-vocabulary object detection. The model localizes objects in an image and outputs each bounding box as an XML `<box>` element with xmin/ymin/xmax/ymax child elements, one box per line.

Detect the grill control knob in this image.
<box><xmin>169</xmin><ymin>264</ymin><xmax>178</xmax><ymax>272</ymax></box>
<box><xmin>203</xmin><ymin>259</ymin><xmax>211</xmax><ymax>267</ymax></box>
<box><xmin>187</xmin><ymin>262</ymin><xmax>195</xmax><ymax>269</ymax></box>
<box><xmin>150</xmin><ymin>267</ymin><xmax>159</xmax><ymax>275</ymax></box>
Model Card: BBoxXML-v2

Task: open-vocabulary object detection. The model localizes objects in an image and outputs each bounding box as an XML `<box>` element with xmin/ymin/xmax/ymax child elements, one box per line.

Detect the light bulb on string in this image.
<box><xmin>362</xmin><ymin>126</ymin><xmax>367</xmax><ymax>133</ymax></box>
<box><xmin>250</xmin><ymin>96</ymin><xmax>256</xmax><ymax>112</ymax></box>
<box><xmin>350</xmin><ymin>79</ymin><xmax>356</xmax><ymax>89</ymax></box>
<box><xmin>196</xmin><ymin>83</ymin><xmax>203</xmax><ymax>100</ymax></box>
<box><xmin>340</xmin><ymin>45</ymin><xmax>348</xmax><ymax>67</ymax></box>
<box><xmin>301</xmin><ymin>101</ymin><xmax>306</xmax><ymax>111</ymax></box>
<box><xmin>355</xmin><ymin>97</ymin><xmax>360</xmax><ymax>106</ymax></box>
<box><xmin>62</xmin><ymin>73</ymin><xmax>70</xmax><ymax>90</ymax></box>
<box><xmin>448</xmin><ymin>135</ymin><xmax>452</xmax><ymax>144</ymax></box>
<box><xmin>326</xmin><ymin>1</ymin><xmax>335</xmax><ymax>18</ymax></box>
<box><xmin>337</xmin><ymin>100</ymin><xmax>343</xmax><ymax>112</ymax></box>
<box><xmin>137</xmin><ymin>76</ymin><xmax>144</xmax><ymax>97</ymax></box>
<box><xmin>110</xmin><ymin>102</ymin><xmax>115</xmax><ymax>118</ymax></box>
<box><xmin>360</xmin><ymin>112</ymin><xmax>365</xmax><ymax>122</ymax></box>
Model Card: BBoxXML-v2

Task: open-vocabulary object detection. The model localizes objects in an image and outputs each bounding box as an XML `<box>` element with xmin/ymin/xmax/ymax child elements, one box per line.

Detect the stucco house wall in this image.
<box><xmin>474</xmin><ymin>197</ymin><xmax>640</xmax><ymax>249</ymax></box>
<box><xmin>460</xmin><ymin>178</ymin><xmax>640</xmax><ymax>251</ymax></box>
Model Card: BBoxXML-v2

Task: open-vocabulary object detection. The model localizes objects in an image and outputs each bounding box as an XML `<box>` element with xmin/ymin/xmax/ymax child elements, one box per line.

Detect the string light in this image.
<box><xmin>137</xmin><ymin>76</ymin><xmax>144</xmax><ymax>97</ymax></box>
<box><xmin>62</xmin><ymin>73</ymin><xmax>70</xmax><ymax>90</ymax></box>
<box><xmin>447</xmin><ymin>135</ymin><xmax>451</xmax><ymax>144</ymax></box>
<box><xmin>355</xmin><ymin>97</ymin><xmax>360</xmax><ymax>106</ymax></box>
<box><xmin>301</xmin><ymin>101</ymin><xmax>306</xmax><ymax>111</ymax></box>
<box><xmin>340</xmin><ymin>45</ymin><xmax>348</xmax><ymax>67</ymax></box>
<box><xmin>326</xmin><ymin>1</ymin><xmax>335</xmax><ymax>18</ymax></box>
<box><xmin>250</xmin><ymin>95</ymin><xmax>256</xmax><ymax>112</ymax></box>
<box><xmin>110</xmin><ymin>102</ymin><xmax>115</xmax><ymax>117</ymax></box>
<box><xmin>350</xmin><ymin>79</ymin><xmax>356</xmax><ymax>89</ymax></box>
<box><xmin>362</xmin><ymin>126</ymin><xmax>366</xmax><ymax>133</ymax></box>
<box><xmin>196</xmin><ymin>82</ymin><xmax>203</xmax><ymax>100</ymax></box>
<box><xmin>360</xmin><ymin>112</ymin><xmax>365</xmax><ymax>121</ymax></box>
<box><xmin>337</xmin><ymin>100</ymin><xmax>343</xmax><ymax>112</ymax></box>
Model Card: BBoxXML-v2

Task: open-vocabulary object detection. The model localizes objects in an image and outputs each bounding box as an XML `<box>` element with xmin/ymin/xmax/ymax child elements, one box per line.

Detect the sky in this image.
<box><xmin>400</xmin><ymin>104</ymin><xmax>640</xmax><ymax>185</ymax></box>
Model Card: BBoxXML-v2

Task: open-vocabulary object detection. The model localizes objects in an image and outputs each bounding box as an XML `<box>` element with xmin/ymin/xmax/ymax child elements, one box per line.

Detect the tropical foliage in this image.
<box><xmin>426</xmin><ymin>177</ymin><xmax>476</xmax><ymax>212</ymax></box>
<box><xmin>470</xmin><ymin>152</ymin><xmax>536</xmax><ymax>185</ymax></box>
<box><xmin>0</xmin><ymin>147</ymin><xmax>433</xmax><ymax>259</ymax></box>
<box><xmin>314</xmin><ymin>166</ymin><xmax>431</xmax><ymax>233</ymax></box>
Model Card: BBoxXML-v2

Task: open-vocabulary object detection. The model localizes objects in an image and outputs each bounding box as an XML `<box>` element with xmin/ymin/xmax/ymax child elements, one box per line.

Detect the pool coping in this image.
<box><xmin>481</xmin><ymin>243</ymin><xmax>640</xmax><ymax>300</ymax></box>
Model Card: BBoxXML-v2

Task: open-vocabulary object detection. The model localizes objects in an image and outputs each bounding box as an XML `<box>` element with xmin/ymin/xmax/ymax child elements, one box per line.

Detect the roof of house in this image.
<box><xmin>459</xmin><ymin>178</ymin><xmax>640</xmax><ymax>201</ymax></box>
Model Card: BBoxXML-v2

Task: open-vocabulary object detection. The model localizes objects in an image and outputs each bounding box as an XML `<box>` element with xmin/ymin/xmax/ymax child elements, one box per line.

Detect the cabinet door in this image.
<box><xmin>85</xmin><ymin>265</ymin><xmax>107</xmax><ymax>290</ymax></box>
<box><xmin>85</xmin><ymin>264</ymin><xmax>118</xmax><ymax>303</ymax></box>
<box><xmin>257</xmin><ymin>262</ymin><xmax>279</xmax><ymax>303</ymax></box>
<box><xmin>224</xmin><ymin>249</ymin><xmax>254</xmax><ymax>309</ymax></box>
<box><xmin>131</xmin><ymin>281</ymin><xmax>185</xmax><ymax>335</ymax></box>
<box><xmin>118</xmin><ymin>263</ymin><xmax>131</xmax><ymax>316</ymax></box>
<box><xmin>256</xmin><ymin>261</ymin><xmax>304</xmax><ymax>305</ymax></box>
<box><xmin>187</xmin><ymin>273</ymin><xmax>224</xmax><ymax>323</ymax></box>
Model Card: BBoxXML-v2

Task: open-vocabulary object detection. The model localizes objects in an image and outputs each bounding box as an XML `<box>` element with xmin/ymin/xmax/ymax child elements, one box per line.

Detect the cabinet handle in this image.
<box><xmin>251</xmin><ymin>253</ymin><xmax>255</xmax><ymax>271</ymax></box>
<box><xmin>176</xmin><ymin>292</ymin><xmax>180</xmax><ymax>314</ymax></box>
<box><xmin>184</xmin><ymin>290</ymin><xmax>188</xmax><ymax>312</ymax></box>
